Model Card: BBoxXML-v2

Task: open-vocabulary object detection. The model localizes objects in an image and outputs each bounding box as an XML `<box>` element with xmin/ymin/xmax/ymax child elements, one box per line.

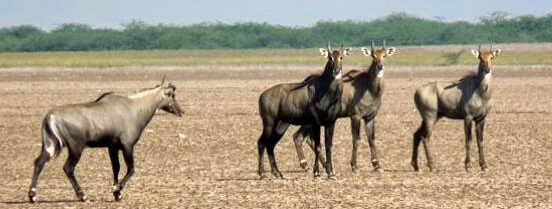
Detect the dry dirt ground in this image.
<box><xmin>0</xmin><ymin>64</ymin><xmax>550</xmax><ymax>208</ymax></box>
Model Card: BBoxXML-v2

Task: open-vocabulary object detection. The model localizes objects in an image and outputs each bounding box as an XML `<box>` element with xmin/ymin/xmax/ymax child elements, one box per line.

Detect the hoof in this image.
<box><xmin>411</xmin><ymin>162</ymin><xmax>419</xmax><ymax>172</ymax></box>
<box><xmin>481</xmin><ymin>166</ymin><xmax>489</xmax><ymax>172</ymax></box>
<box><xmin>313</xmin><ymin>172</ymin><xmax>321</xmax><ymax>179</ymax></box>
<box><xmin>300</xmin><ymin>160</ymin><xmax>309</xmax><ymax>171</ymax></box>
<box><xmin>76</xmin><ymin>191</ymin><xmax>88</xmax><ymax>202</ymax></box>
<box><xmin>327</xmin><ymin>173</ymin><xmax>337</xmax><ymax>180</ymax></box>
<box><xmin>113</xmin><ymin>192</ymin><xmax>122</xmax><ymax>202</ymax></box>
<box><xmin>79</xmin><ymin>195</ymin><xmax>88</xmax><ymax>202</ymax></box>
<box><xmin>29</xmin><ymin>196</ymin><xmax>37</xmax><ymax>203</ymax></box>
<box><xmin>28</xmin><ymin>188</ymin><xmax>37</xmax><ymax>203</ymax></box>
<box><xmin>271</xmin><ymin>171</ymin><xmax>284</xmax><ymax>179</ymax></box>
<box><xmin>373</xmin><ymin>167</ymin><xmax>385</xmax><ymax>173</ymax></box>
<box><xmin>351</xmin><ymin>166</ymin><xmax>359</xmax><ymax>173</ymax></box>
<box><xmin>300</xmin><ymin>165</ymin><xmax>309</xmax><ymax>172</ymax></box>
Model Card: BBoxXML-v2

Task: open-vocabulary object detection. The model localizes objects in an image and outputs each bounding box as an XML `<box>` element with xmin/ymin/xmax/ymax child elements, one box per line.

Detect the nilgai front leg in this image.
<box><xmin>112</xmin><ymin>146</ymin><xmax>135</xmax><ymax>201</ymax></box>
<box><xmin>324</xmin><ymin>123</ymin><xmax>337</xmax><ymax>180</ymax></box>
<box><xmin>365</xmin><ymin>117</ymin><xmax>382</xmax><ymax>172</ymax></box>
<box><xmin>350</xmin><ymin>116</ymin><xmax>362</xmax><ymax>172</ymax></box>
<box><xmin>475</xmin><ymin>118</ymin><xmax>488</xmax><ymax>171</ymax></box>
<box><xmin>464</xmin><ymin>117</ymin><xmax>473</xmax><ymax>172</ymax></box>
<box><xmin>108</xmin><ymin>147</ymin><xmax>121</xmax><ymax>200</ymax></box>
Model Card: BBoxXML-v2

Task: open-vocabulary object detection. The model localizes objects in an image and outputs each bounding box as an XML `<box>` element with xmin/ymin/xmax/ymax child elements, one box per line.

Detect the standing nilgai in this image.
<box><xmin>411</xmin><ymin>45</ymin><xmax>501</xmax><ymax>172</ymax></box>
<box><xmin>28</xmin><ymin>77</ymin><xmax>184</xmax><ymax>203</ymax></box>
<box><xmin>293</xmin><ymin>40</ymin><xmax>395</xmax><ymax>173</ymax></box>
<box><xmin>257</xmin><ymin>44</ymin><xmax>350</xmax><ymax>180</ymax></box>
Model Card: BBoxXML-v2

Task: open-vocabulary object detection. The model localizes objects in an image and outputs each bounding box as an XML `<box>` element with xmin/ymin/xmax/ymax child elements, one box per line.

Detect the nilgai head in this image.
<box><xmin>158</xmin><ymin>77</ymin><xmax>184</xmax><ymax>117</ymax></box>
<box><xmin>361</xmin><ymin>40</ymin><xmax>396</xmax><ymax>75</ymax></box>
<box><xmin>319</xmin><ymin>43</ymin><xmax>352</xmax><ymax>79</ymax></box>
<box><xmin>471</xmin><ymin>44</ymin><xmax>501</xmax><ymax>74</ymax></box>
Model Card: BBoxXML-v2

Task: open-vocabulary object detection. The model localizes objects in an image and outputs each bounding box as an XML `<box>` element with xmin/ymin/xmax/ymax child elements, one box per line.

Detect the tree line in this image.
<box><xmin>0</xmin><ymin>12</ymin><xmax>550</xmax><ymax>52</ymax></box>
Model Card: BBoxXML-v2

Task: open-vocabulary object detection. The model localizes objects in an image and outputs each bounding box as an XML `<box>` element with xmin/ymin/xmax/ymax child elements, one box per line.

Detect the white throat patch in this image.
<box><xmin>481</xmin><ymin>71</ymin><xmax>492</xmax><ymax>87</ymax></box>
<box><xmin>377</xmin><ymin>70</ymin><xmax>384</xmax><ymax>78</ymax></box>
<box><xmin>485</xmin><ymin>71</ymin><xmax>492</xmax><ymax>79</ymax></box>
<box><xmin>335</xmin><ymin>72</ymin><xmax>342</xmax><ymax>79</ymax></box>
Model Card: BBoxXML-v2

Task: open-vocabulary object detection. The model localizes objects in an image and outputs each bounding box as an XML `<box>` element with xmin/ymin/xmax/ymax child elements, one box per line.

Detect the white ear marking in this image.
<box><xmin>319</xmin><ymin>48</ymin><xmax>328</xmax><ymax>57</ymax></box>
<box><xmin>493</xmin><ymin>49</ymin><xmax>501</xmax><ymax>57</ymax></box>
<box><xmin>361</xmin><ymin>47</ymin><xmax>371</xmax><ymax>56</ymax></box>
<box><xmin>471</xmin><ymin>50</ymin><xmax>480</xmax><ymax>58</ymax></box>
<box><xmin>386</xmin><ymin>47</ymin><xmax>396</xmax><ymax>56</ymax></box>
<box><xmin>343</xmin><ymin>47</ymin><xmax>352</xmax><ymax>56</ymax></box>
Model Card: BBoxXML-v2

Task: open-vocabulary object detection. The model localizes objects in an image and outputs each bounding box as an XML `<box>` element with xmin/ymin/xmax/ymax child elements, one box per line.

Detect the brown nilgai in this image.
<box><xmin>257</xmin><ymin>43</ymin><xmax>351</xmax><ymax>180</ymax></box>
<box><xmin>293</xmin><ymin>40</ymin><xmax>395</xmax><ymax>173</ymax></box>
<box><xmin>411</xmin><ymin>45</ymin><xmax>501</xmax><ymax>172</ymax></box>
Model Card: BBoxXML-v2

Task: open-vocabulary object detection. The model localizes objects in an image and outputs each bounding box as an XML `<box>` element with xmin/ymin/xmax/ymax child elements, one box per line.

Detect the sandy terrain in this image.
<box><xmin>0</xmin><ymin>63</ymin><xmax>550</xmax><ymax>208</ymax></box>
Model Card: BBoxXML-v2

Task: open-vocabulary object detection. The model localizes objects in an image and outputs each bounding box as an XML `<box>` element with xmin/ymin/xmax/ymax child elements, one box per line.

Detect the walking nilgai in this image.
<box><xmin>257</xmin><ymin>44</ymin><xmax>350</xmax><ymax>179</ymax></box>
<box><xmin>28</xmin><ymin>77</ymin><xmax>184</xmax><ymax>203</ymax></box>
<box><xmin>293</xmin><ymin>40</ymin><xmax>395</xmax><ymax>173</ymax></box>
<box><xmin>411</xmin><ymin>45</ymin><xmax>500</xmax><ymax>172</ymax></box>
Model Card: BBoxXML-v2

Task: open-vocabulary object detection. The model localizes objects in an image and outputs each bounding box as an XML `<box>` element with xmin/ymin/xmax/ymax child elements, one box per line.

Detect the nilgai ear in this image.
<box><xmin>342</xmin><ymin>47</ymin><xmax>352</xmax><ymax>56</ymax></box>
<box><xmin>168</xmin><ymin>82</ymin><xmax>176</xmax><ymax>90</ymax></box>
<box><xmin>385</xmin><ymin>47</ymin><xmax>396</xmax><ymax>56</ymax></box>
<box><xmin>361</xmin><ymin>47</ymin><xmax>371</xmax><ymax>56</ymax></box>
<box><xmin>492</xmin><ymin>49</ymin><xmax>501</xmax><ymax>57</ymax></box>
<box><xmin>160</xmin><ymin>75</ymin><xmax>166</xmax><ymax>86</ymax></box>
<box><xmin>319</xmin><ymin>48</ymin><xmax>329</xmax><ymax>57</ymax></box>
<box><xmin>471</xmin><ymin>50</ymin><xmax>480</xmax><ymax>58</ymax></box>
<box><xmin>164</xmin><ymin>87</ymin><xmax>174</xmax><ymax>96</ymax></box>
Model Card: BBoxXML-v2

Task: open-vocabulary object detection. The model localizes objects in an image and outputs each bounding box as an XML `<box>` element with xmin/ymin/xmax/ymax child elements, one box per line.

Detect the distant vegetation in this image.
<box><xmin>1</xmin><ymin>47</ymin><xmax>550</xmax><ymax>67</ymax></box>
<box><xmin>0</xmin><ymin>12</ymin><xmax>551</xmax><ymax>52</ymax></box>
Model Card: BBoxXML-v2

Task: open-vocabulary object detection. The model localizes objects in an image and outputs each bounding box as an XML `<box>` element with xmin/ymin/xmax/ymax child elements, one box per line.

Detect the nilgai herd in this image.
<box><xmin>27</xmin><ymin>42</ymin><xmax>501</xmax><ymax>203</ymax></box>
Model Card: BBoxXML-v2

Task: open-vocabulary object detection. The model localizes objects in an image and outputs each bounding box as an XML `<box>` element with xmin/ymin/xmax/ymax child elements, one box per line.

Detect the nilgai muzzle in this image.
<box><xmin>293</xmin><ymin>40</ymin><xmax>395</xmax><ymax>173</ymax></box>
<box><xmin>28</xmin><ymin>77</ymin><xmax>184</xmax><ymax>203</ymax></box>
<box><xmin>411</xmin><ymin>44</ymin><xmax>501</xmax><ymax>172</ymax></box>
<box><xmin>257</xmin><ymin>43</ymin><xmax>351</xmax><ymax>179</ymax></box>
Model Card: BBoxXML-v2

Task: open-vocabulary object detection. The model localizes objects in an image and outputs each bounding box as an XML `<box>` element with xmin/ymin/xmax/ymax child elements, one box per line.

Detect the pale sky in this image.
<box><xmin>1</xmin><ymin>0</ymin><xmax>551</xmax><ymax>30</ymax></box>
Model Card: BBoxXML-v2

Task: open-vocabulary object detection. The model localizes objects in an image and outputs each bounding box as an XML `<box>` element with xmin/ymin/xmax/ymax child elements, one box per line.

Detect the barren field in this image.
<box><xmin>0</xmin><ymin>62</ymin><xmax>551</xmax><ymax>208</ymax></box>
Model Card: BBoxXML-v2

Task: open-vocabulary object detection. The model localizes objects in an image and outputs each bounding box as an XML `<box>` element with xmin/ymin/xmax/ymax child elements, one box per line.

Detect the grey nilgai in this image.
<box><xmin>293</xmin><ymin>40</ymin><xmax>395</xmax><ymax>173</ymax></box>
<box><xmin>411</xmin><ymin>45</ymin><xmax>501</xmax><ymax>172</ymax></box>
<box><xmin>28</xmin><ymin>77</ymin><xmax>184</xmax><ymax>203</ymax></box>
<box><xmin>257</xmin><ymin>44</ymin><xmax>350</xmax><ymax>179</ymax></box>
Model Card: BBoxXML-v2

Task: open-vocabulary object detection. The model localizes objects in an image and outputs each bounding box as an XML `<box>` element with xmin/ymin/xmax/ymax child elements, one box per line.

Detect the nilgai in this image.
<box><xmin>411</xmin><ymin>45</ymin><xmax>500</xmax><ymax>172</ymax></box>
<box><xmin>293</xmin><ymin>40</ymin><xmax>395</xmax><ymax>173</ymax></box>
<box><xmin>28</xmin><ymin>77</ymin><xmax>184</xmax><ymax>203</ymax></box>
<box><xmin>257</xmin><ymin>44</ymin><xmax>350</xmax><ymax>179</ymax></box>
